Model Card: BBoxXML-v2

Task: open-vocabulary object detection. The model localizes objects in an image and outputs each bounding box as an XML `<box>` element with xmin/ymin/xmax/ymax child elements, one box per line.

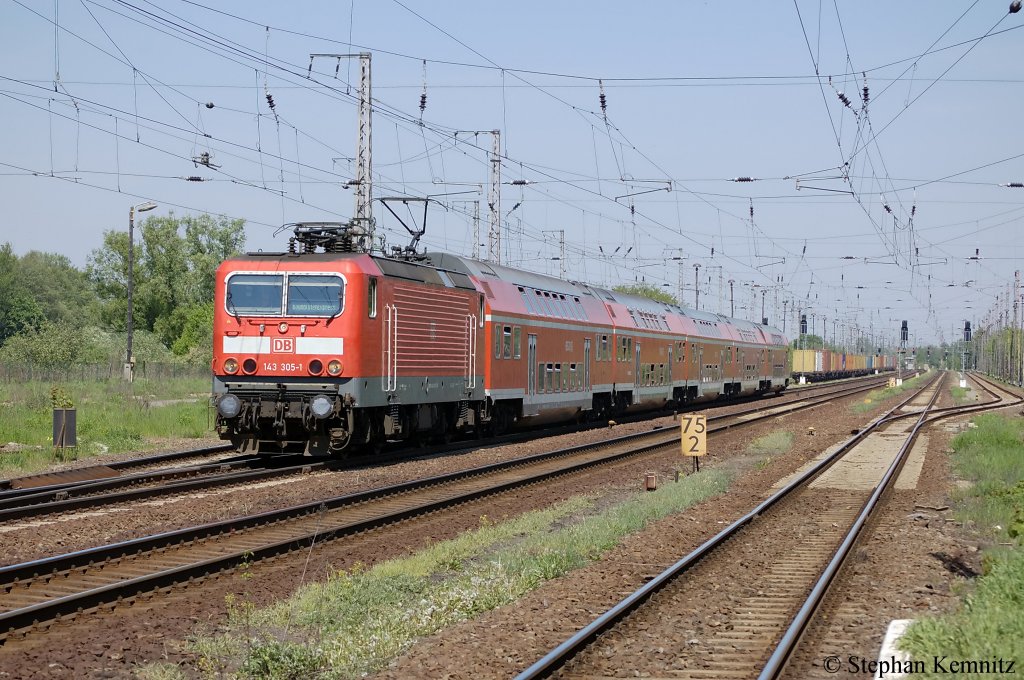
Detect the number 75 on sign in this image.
<box><xmin>680</xmin><ymin>414</ymin><xmax>707</xmax><ymax>457</ymax></box>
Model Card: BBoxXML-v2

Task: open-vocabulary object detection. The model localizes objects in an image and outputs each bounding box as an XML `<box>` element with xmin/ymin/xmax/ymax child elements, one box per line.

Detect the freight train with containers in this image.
<box><xmin>789</xmin><ymin>348</ymin><xmax>896</xmax><ymax>382</ymax></box>
<box><xmin>211</xmin><ymin>222</ymin><xmax>792</xmax><ymax>455</ymax></box>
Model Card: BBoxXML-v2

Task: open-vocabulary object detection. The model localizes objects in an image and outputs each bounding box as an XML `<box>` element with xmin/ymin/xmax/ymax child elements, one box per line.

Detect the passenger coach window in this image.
<box><xmin>226</xmin><ymin>273</ymin><xmax>284</xmax><ymax>315</ymax></box>
<box><xmin>513</xmin><ymin>327</ymin><xmax>522</xmax><ymax>359</ymax></box>
<box><xmin>287</xmin><ymin>274</ymin><xmax>344</xmax><ymax>316</ymax></box>
<box><xmin>367</xmin><ymin>277</ymin><xmax>378</xmax><ymax>318</ymax></box>
<box><xmin>503</xmin><ymin>326</ymin><xmax>513</xmax><ymax>359</ymax></box>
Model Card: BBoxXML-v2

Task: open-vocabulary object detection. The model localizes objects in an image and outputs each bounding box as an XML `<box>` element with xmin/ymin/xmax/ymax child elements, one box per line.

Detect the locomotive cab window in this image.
<box><xmin>287</xmin><ymin>274</ymin><xmax>344</xmax><ymax>316</ymax></box>
<box><xmin>367</xmin><ymin>277</ymin><xmax>378</xmax><ymax>318</ymax></box>
<box><xmin>225</xmin><ymin>273</ymin><xmax>284</xmax><ymax>316</ymax></box>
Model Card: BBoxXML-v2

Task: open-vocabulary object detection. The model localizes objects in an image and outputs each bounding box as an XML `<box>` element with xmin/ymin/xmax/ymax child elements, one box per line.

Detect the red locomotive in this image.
<box><xmin>212</xmin><ymin>222</ymin><xmax>789</xmax><ymax>454</ymax></box>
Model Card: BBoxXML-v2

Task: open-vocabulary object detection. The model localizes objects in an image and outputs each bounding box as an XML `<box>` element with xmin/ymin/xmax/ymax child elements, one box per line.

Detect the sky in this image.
<box><xmin>2</xmin><ymin>0</ymin><xmax>1023</xmax><ymax>348</ymax></box>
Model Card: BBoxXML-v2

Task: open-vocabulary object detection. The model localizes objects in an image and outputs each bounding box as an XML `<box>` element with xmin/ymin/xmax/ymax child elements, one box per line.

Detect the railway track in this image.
<box><xmin>515</xmin><ymin>371</ymin><xmax>1019</xmax><ymax>679</ymax></box>
<box><xmin>0</xmin><ymin>444</ymin><xmax>236</xmax><ymax>493</ymax></box>
<box><xmin>0</xmin><ymin>374</ymin><xmax>897</xmax><ymax>522</ymax></box>
<box><xmin>769</xmin><ymin>372</ymin><xmax>1021</xmax><ymax>680</ymax></box>
<box><xmin>0</xmin><ymin>371</ymin><xmax>897</xmax><ymax>642</ymax></box>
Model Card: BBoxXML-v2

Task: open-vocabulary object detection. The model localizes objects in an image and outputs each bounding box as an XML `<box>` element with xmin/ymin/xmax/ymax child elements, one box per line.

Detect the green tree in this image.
<box><xmin>87</xmin><ymin>213</ymin><xmax>244</xmax><ymax>352</ymax></box>
<box><xmin>16</xmin><ymin>250</ymin><xmax>98</xmax><ymax>326</ymax></box>
<box><xmin>613</xmin><ymin>283</ymin><xmax>678</xmax><ymax>305</ymax></box>
<box><xmin>183</xmin><ymin>214</ymin><xmax>246</xmax><ymax>301</ymax></box>
<box><xmin>791</xmin><ymin>334</ymin><xmax>826</xmax><ymax>350</ymax></box>
<box><xmin>171</xmin><ymin>302</ymin><xmax>214</xmax><ymax>362</ymax></box>
<box><xmin>0</xmin><ymin>244</ymin><xmax>45</xmax><ymax>344</ymax></box>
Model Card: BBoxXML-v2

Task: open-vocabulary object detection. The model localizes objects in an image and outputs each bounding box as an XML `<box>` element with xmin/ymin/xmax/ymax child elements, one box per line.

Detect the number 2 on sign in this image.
<box><xmin>680</xmin><ymin>414</ymin><xmax>707</xmax><ymax>457</ymax></box>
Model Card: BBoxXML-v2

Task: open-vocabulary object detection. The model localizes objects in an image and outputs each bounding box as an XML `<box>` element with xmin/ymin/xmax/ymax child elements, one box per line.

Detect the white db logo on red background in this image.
<box><xmin>271</xmin><ymin>338</ymin><xmax>295</xmax><ymax>353</ymax></box>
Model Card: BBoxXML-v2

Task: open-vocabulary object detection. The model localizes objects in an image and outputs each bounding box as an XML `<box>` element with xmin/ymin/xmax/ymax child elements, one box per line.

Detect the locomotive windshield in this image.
<box><xmin>226</xmin><ymin>274</ymin><xmax>284</xmax><ymax>316</ymax></box>
<box><xmin>287</xmin><ymin>274</ymin><xmax>344</xmax><ymax>316</ymax></box>
<box><xmin>224</xmin><ymin>273</ymin><xmax>344</xmax><ymax>317</ymax></box>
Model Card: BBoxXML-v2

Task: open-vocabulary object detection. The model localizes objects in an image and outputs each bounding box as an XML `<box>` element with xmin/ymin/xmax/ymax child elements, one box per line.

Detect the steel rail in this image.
<box><xmin>0</xmin><ymin>444</ymin><xmax>236</xmax><ymax>493</ymax></box>
<box><xmin>0</xmin><ymin>456</ymin><xmax>268</xmax><ymax>505</ymax></box>
<box><xmin>0</xmin><ymin>376</ymin><xmax>892</xmax><ymax>521</ymax></box>
<box><xmin>513</xmin><ymin>370</ymin><xmax>941</xmax><ymax>679</ymax></box>
<box><xmin>0</xmin><ymin>459</ymin><xmax>329</xmax><ymax>522</ymax></box>
<box><xmin>758</xmin><ymin>372</ymin><xmax>1021</xmax><ymax>679</ymax></box>
<box><xmin>0</xmin><ymin>373</ymin><xmax>892</xmax><ymax>640</ymax></box>
<box><xmin>0</xmin><ymin>374</ymin><xmax>892</xmax><ymax>497</ymax></box>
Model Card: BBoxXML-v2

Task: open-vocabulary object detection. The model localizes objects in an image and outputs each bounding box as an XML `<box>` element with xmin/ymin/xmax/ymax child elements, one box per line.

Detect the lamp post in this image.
<box><xmin>125</xmin><ymin>201</ymin><xmax>157</xmax><ymax>382</ymax></box>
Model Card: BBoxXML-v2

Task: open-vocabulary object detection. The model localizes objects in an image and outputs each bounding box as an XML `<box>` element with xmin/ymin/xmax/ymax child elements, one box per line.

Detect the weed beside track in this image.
<box><xmin>899</xmin><ymin>411</ymin><xmax>1024</xmax><ymax>675</ymax></box>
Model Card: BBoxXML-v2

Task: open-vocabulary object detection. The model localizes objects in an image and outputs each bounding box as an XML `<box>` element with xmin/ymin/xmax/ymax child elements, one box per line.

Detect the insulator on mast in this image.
<box><xmin>419</xmin><ymin>60</ymin><xmax>427</xmax><ymax>118</ymax></box>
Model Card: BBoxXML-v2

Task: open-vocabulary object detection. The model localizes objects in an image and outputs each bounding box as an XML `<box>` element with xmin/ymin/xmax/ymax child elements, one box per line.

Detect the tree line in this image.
<box><xmin>0</xmin><ymin>214</ymin><xmax>244</xmax><ymax>368</ymax></box>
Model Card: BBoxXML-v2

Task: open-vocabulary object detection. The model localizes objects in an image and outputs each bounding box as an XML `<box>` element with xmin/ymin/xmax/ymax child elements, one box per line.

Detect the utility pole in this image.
<box><xmin>728</xmin><ymin>279</ymin><xmax>735</xmax><ymax>317</ymax></box>
<box><xmin>488</xmin><ymin>129</ymin><xmax>502</xmax><ymax>264</ymax></box>
<box><xmin>678</xmin><ymin>261</ymin><xmax>686</xmax><ymax>306</ymax></box>
<box><xmin>693</xmin><ymin>263</ymin><xmax>701</xmax><ymax>309</ymax></box>
<box><xmin>1016</xmin><ymin>271</ymin><xmax>1021</xmax><ymax>384</ymax></box>
<box><xmin>782</xmin><ymin>299</ymin><xmax>788</xmax><ymax>333</ymax></box>
<box><xmin>718</xmin><ymin>267</ymin><xmax>724</xmax><ymax>315</ymax></box>
<box><xmin>465</xmin><ymin>200</ymin><xmax>481</xmax><ymax>260</ymax></box>
<box><xmin>310</xmin><ymin>52</ymin><xmax>373</xmax><ymax>251</ymax></box>
<box><xmin>354</xmin><ymin>52</ymin><xmax>372</xmax><ymax>247</ymax></box>
<box><xmin>761</xmin><ymin>289</ymin><xmax>767</xmax><ymax>325</ymax></box>
<box><xmin>544</xmin><ymin>230</ymin><xmax>566</xmax><ymax>279</ymax></box>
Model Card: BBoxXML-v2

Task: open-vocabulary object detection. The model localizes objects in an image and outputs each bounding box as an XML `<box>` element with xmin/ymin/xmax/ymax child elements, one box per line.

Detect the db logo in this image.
<box><xmin>271</xmin><ymin>338</ymin><xmax>295</xmax><ymax>353</ymax></box>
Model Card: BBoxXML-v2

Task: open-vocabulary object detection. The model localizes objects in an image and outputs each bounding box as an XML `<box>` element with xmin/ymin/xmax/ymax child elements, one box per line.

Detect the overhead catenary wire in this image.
<box><xmin>7</xmin><ymin>0</ymin><xmax>1020</xmax><ymax>337</ymax></box>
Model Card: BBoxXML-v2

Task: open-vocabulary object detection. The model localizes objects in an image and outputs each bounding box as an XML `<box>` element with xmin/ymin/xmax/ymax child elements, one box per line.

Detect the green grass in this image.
<box><xmin>190</xmin><ymin>469</ymin><xmax>732</xmax><ymax>679</ymax></box>
<box><xmin>748</xmin><ymin>431</ymin><xmax>794</xmax><ymax>469</ymax></box>
<box><xmin>899</xmin><ymin>549</ymin><xmax>1024</xmax><ymax>678</ymax></box>
<box><xmin>134</xmin><ymin>663</ymin><xmax>188</xmax><ymax>680</ymax></box>
<box><xmin>0</xmin><ymin>376</ymin><xmax>213</xmax><ymax>476</ymax></box>
<box><xmin>852</xmin><ymin>371</ymin><xmax>927</xmax><ymax>414</ymax></box>
<box><xmin>898</xmin><ymin>413</ymin><xmax>1024</xmax><ymax>673</ymax></box>
<box><xmin>948</xmin><ymin>414</ymin><xmax>1024</xmax><ymax>542</ymax></box>
<box><xmin>950</xmin><ymin>385</ymin><xmax>969</xmax><ymax>405</ymax></box>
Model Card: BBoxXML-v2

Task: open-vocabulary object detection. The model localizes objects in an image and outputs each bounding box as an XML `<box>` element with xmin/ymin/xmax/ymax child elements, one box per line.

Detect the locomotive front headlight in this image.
<box><xmin>242</xmin><ymin>358</ymin><xmax>258</xmax><ymax>374</ymax></box>
<box><xmin>327</xmin><ymin>359</ymin><xmax>343</xmax><ymax>376</ymax></box>
<box><xmin>217</xmin><ymin>393</ymin><xmax>242</xmax><ymax>418</ymax></box>
<box><xmin>310</xmin><ymin>395</ymin><xmax>334</xmax><ymax>419</ymax></box>
<box><xmin>223</xmin><ymin>358</ymin><xmax>239</xmax><ymax>374</ymax></box>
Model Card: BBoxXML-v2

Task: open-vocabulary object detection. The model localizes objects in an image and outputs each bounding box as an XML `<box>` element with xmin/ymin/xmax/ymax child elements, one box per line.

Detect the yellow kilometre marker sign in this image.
<box><xmin>680</xmin><ymin>414</ymin><xmax>707</xmax><ymax>457</ymax></box>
